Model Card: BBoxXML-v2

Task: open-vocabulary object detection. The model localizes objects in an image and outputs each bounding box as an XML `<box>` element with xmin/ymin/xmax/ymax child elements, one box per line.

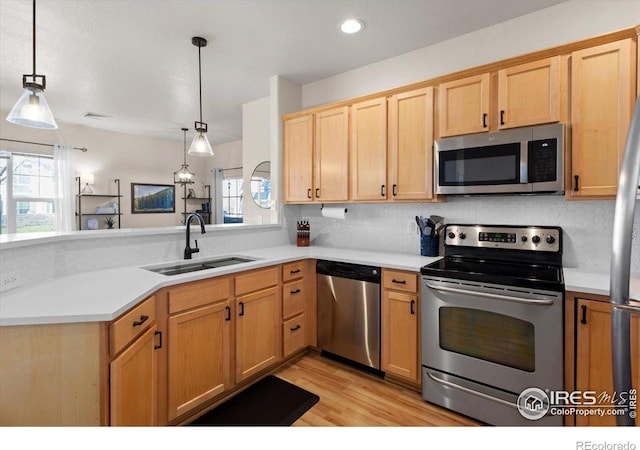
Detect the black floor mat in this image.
<box><xmin>186</xmin><ymin>375</ymin><xmax>319</xmax><ymax>426</ymax></box>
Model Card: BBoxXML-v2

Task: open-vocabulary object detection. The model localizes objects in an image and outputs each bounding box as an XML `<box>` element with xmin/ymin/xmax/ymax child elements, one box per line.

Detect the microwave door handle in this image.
<box><xmin>520</xmin><ymin>141</ymin><xmax>528</xmax><ymax>184</ymax></box>
<box><xmin>424</xmin><ymin>282</ymin><xmax>555</xmax><ymax>305</ymax></box>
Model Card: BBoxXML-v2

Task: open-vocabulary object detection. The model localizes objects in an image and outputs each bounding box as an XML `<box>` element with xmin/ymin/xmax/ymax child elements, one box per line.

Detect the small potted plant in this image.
<box><xmin>104</xmin><ymin>216</ymin><xmax>115</xmax><ymax>229</ymax></box>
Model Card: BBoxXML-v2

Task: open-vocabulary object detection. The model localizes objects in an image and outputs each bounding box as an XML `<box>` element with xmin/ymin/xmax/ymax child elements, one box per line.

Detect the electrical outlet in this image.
<box><xmin>333</xmin><ymin>219</ymin><xmax>341</xmax><ymax>229</ymax></box>
<box><xmin>0</xmin><ymin>271</ymin><xmax>21</xmax><ymax>292</ymax></box>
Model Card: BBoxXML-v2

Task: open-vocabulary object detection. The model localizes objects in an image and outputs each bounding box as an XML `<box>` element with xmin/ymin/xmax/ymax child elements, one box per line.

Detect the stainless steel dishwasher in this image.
<box><xmin>316</xmin><ymin>259</ymin><xmax>381</xmax><ymax>370</ymax></box>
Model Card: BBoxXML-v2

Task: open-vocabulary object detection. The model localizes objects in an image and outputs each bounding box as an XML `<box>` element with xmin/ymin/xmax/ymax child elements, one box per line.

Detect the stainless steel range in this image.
<box><xmin>420</xmin><ymin>224</ymin><xmax>564</xmax><ymax>426</ymax></box>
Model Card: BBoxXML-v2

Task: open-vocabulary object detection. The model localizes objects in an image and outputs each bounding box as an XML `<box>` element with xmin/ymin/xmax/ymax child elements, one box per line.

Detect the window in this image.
<box><xmin>222</xmin><ymin>176</ymin><xmax>243</xmax><ymax>223</ymax></box>
<box><xmin>0</xmin><ymin>151</ymin><xmax>56</xmax><ymax>234</ymax></box>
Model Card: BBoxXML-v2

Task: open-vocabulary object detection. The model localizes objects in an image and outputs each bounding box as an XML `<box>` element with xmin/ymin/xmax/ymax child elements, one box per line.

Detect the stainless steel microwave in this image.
<box><xmin>434</xmin><ymin>123</ymin><xmax>564</xmax><ymax>195</ymax></box>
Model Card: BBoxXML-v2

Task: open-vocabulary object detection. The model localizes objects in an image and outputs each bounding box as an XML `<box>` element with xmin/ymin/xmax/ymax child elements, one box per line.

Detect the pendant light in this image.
<box><xmin>6</xmin><ymin>0</ymin><xmax>58</xmax><ymax>130</ymax></box>
<box><xmin>188</xmin><ymin>36</ymin><xmax>214</xmax><ymax>156</ymax></box>
<box><xmin>174</xmin><ymin>128</ymin><xmax>196</xmax><ymax>185</ymax></box>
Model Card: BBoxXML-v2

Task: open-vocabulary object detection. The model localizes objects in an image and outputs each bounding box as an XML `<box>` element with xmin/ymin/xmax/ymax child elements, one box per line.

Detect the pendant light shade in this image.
<box><xmin>6</xmin><ymin>0</ymin><xmax>58</xmax><ymax>130</ymax></box>
<box><xmin>188</xmin><ymin>36</ymin><xmax>214</xmax><ymax>157</ymax></box>
<box><xmin>174</xmin><ymin>128</ymin><xmax>196</xmax><ymax>185</ymax></box>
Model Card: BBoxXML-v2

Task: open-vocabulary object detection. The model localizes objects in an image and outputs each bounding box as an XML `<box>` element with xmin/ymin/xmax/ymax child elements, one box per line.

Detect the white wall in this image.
<box><xmin>290</xmin><ymin>0</ymin><xmax>640</xmax><ymax>273</ymax></box>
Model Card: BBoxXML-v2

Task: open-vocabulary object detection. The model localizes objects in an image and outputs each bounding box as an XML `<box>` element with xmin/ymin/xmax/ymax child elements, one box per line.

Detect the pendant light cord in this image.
<box><xmin>32</xmin><ymin>0</ymin><xmax>36</xmax><ymax>77</ymax></box>
<box><xmin>198</xmin><ymin>44</ymin><xmax>203</xmax><ymax>125</ymax></box>
<box><xmin>183</xmin><ymin>128</ymin><xmax>188</xmax><ymax>164</ymax></box>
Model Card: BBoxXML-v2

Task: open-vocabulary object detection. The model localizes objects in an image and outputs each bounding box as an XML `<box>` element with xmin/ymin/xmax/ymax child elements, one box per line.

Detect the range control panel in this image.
<box><xmin>444</xmin><ymin>224</ymin><xmax>562</xmax><ymax>253</ymax></box>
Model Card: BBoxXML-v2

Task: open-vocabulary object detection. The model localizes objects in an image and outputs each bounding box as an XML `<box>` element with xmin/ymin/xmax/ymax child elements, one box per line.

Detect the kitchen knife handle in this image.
<box><xmin>225</xmin><ymin>306</ymin><xmax>231</xmax><ymax>321</ymax></box>
<box><xmin>307</xmin><ymin>188</ymin><xmax>312</xmax><ymax>199</ymax></box>
<box><xmin>381</xmin><ymin>184</ymin><xmax>385</xmax><ymax>197</ymax></box>
<box><xmin>581</xmin><ymin>305</ymin><xmax>587</xmax><ymax>324</ymax></box>
<box><xmin>500</xmin><ymin>110</ymin><xmax>505</xmax><ymax>126</ymax></box>
<box><xmin>133</xmin><ymin>315</ymin><xmax>149</xmax><ymax>327</ymax></box>
<box><xmin>392</xmin><ymin>184</ymin><xmax>397</xmax><ymax>196</ymax></box>
<box><xmin>154</xmin><ymin>331</ymin><xmax>162</xmax><ymax>350</ymax></box>
<box><xmin>482</xmin><ymin>113</ymin><xmax>488</xmax><ymax>128</ymax></box>
<box><xmin>574</xmin><ymin>175</ymin><xmax>580</xmax><ymax>192</ymax></box>
<box><xmin>410</xmin><ymin>300</ymin><xmax>416</xmax><ymax>315</ymax></box>
<box><xmin>239</xmin><ymin>302</ymin><xmax>245</xmax><ymax>317</ymax></box>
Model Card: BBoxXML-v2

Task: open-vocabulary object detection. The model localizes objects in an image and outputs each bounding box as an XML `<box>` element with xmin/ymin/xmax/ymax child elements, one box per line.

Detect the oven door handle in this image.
<box><xmin>425</xmin><ymin>369</ymin><xmax>518</xmax><ymax>410</ymax></box>
<box><xmin>424</xmin><ymin>282</ymin><xmax>555</xmax><ymax>306</ymax></box>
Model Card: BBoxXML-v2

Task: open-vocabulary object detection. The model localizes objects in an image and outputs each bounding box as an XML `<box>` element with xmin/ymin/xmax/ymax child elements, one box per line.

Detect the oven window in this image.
<box><xmin>439</xmin><ymin>307</ymin><xmax>535</xmax><ymax>372</ymax></box>
<box><xmin>439</xmin><ymin>142</ymin><xmax>520</xmax><ymax>186</ymax></box>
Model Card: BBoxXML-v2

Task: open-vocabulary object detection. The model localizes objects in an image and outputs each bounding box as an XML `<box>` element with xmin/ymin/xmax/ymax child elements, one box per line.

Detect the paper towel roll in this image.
<box><xmin>321</xmin><ymin>206</ymin><xmax>347</xmax><ymax>220</ymax></box>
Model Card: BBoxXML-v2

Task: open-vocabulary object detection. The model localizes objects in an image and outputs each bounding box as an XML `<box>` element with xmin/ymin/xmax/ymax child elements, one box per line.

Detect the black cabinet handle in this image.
<box><xmin>315</xmin><ymin>188</ymin><xmax>320</xmax><ymax>198</ymax></box>
<box><xmin>381</xmin><ymin>184</ymin><xmax>386</xmax><ymax>197</ymax></box>
<box><xmin>307</xmin><ymin>188</ymin><xmax>312</xmax><ymax>199</ymax></box>
<box><xmin>290</xmin><ymin>325</ymin><xmax>301</xmax><ymax>332</ymax></box>
<box><xmin>290</xmin><ymin>289</ymin><xmax>301</xmax><ymax>295</ymax></box>
<box><xmin>410</xmin><ymin>300</ymin><xmax>416</xmax><ymax>315</ymax></box>
<box><xmin>574</xmin><ymin>175</ymin><xmax>580</xmax><ymax>192</ymax></box>
<box><xmin>581</xmin><ymin>305</ymin><xmax>587</xmax><ymax>325</ymax></box>
<box><xmin>154</xmin><ymin>331</ymin><xmax>162</xmax><ymax>350</ymax></box>
<box><xmin>133</xmin><ymin>315</ymin><xmax>149</xmax><ymax>327</ymax></box>
<box><xmin>392</xmin><ymin>279</ymin><xmax>407</xmax><ymax>284</ymax></box>
<box><xmin>225</xmin><ymin>306</ymin><xmax>231</xmax><ymax>321</ymax></box>
<box><xmin>392</xmin><ymin>184</ymin><xmax>398</xmax><ymax>196</ymax></box>
<box><xmin>482</xmin><ymin>113</ymin><xmax>488</xmax><ymax>128</ymax></box>
<box><xmin>290</xmin><ymin>269</ymin><xmax>301</xmax><ymax>274</ymax></box>
<box><xmin>239</xmin><ymin>302</ymin><xmax>245</xmax><ymax>317</ymax></box>
<box><xmin>500</xmin><ymin>110</ymin><xmax>505</xmax><ymax>125</ymax></box>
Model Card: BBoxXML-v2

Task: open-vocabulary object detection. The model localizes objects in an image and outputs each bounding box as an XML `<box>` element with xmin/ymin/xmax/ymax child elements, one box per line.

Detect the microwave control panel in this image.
<box><xmin>528</xmin><ymin>138</ymin><xmax>558</xmax><ymax>183</ymax></box>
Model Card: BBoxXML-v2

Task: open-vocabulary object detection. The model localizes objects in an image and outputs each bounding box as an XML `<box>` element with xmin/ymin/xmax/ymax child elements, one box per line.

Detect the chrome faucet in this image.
<box><xmin>184</xmin><ymin>212</ymin><xmax>206</xmax><ymax>259</ymax></box>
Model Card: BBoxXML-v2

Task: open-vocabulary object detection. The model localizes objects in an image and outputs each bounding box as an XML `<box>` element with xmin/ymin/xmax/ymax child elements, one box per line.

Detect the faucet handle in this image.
<box><xmin>193</xmin><ymin>239</ymin><xmax>200</xmax><ymax>253</ymax></box>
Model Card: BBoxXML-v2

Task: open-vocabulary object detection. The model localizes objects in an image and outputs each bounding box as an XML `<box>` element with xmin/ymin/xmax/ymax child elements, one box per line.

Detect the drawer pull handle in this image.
<box><xmin>133</xmin><ymin>315</ymin><xmax>149</xmax><ymax>327</ymax></box>
<box><xmin>154</xmin><ymin>331</ymin><xmax>162</xmax><ymax>350</ymax></box>
<box><xmin>290</xmin><ymin>269</ymin><xmax>301</xmax><ymax>274</ymax></box>
<box><xmin>290</xmin><ymin>325</ymin><xmax>301</xmax><ymax>332</ymax></box>
<box><xmin>574</xmin><ymin>175</ymin><xmax>580</xmax><ymax>192</ymax></box>
<box><xmin>315</xmin><ymin>188</ymin><xmax>320</xmax><ymax>198</ymax></box>
<box><xmin>239</xmin><ymin>302</ymin><xmax>245</xmax><ymax>317</ymax></box>
<box><xmin>410</xmin><ymin>300</ymin><xmax>416</xmax><ymax>315</ymax></box>
<box><xmin>307</xmin><ymin>188</ymin><xmax>312</xmax><ymax>199</ymax></box>
<box><xmin>581</xmin><ymin>305</ymin><xmax>587</xmax><ymax>325</ymax></box>
<box><xmin>482</xmin><ymin>113</ymin><xmax>488</xmax><ymax>128</ymax></box>
<box><xmin>500</xmin><ymin>110</ymin><xmax>505</xmax><ymax>125</ymax></box>
<box><xmin>392</xmin><ymin>279</ymin><xmax>407</xmax><ymax>284</ymax></box>
<box><xmin>290</xmin><ymin>289</ymin><xmax>301</xmax><ymax>295</ymax></box>
<box><xmin>381</xmin><ymin>184</ymin><xmax>386</xmax><ymax>197</ymax></box>
<box><xmin>392</xmin><ymin>184</ymin><xmax>398</xmax><ymax>196</ymax></box>
<box><xmin>225</xmin><ymin>306</ymin><xmax>231</xmax><ymax>321</ymax></box>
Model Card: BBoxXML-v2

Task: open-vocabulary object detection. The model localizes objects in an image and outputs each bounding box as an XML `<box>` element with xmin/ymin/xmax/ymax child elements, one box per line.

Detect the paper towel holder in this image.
<box><xmin>321</xmin><ymin>204</ymin><xmax>348</xmax><ymax>213</ymax></box>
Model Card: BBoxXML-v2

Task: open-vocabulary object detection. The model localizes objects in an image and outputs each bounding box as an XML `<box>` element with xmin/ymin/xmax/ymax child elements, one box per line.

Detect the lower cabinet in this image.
<box><xmin>381</xmin><ymin>269</ymin><xmax>420</xmax><ymax>383</ymax></box>
<box><xmin>575</xmin><ymin>298</ymin><xmax>640</xmax><ymax>426</ymax></box>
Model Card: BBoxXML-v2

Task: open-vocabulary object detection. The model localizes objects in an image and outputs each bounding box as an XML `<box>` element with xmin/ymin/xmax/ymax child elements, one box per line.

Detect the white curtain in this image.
<box><xmin>53</xmin><ymin>144</ymin><xmax>75</xmax><ymax>231</ymax></box>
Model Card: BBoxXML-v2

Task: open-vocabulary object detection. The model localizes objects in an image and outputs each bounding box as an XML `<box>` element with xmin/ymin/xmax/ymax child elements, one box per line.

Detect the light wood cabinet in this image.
<box><xmin>314</xmin><ymin>106</ymin><xmax>350</xmax><ymax>201</ymax></box>
<box><xmin>575</xmin><ymin>299</ymin><xmax>640</xmax><ymax>426</ymax></box>
<box><xmin>351</xmin><ymin>97</ymin><xmax>388</xmax><ymax>201</ymax></box>
<box><xmin>569</xmin><ymin>38</ymin><xmax>636</xmax><ymax>198</ymax></box>
<box><xmin>381</xmin><ymin>269</ymin><xmax>419</xmax><ymax>383</ymax></box>
<box><xmin>388</xmin><ymin>87</ymin><xmax>435</xmax><ymax>201</ymax></box>
<box><xmin>438</xmin><ymin>73</ymin><xmax>490</xmax><ymax>137</ymax></box>
<box><xmin>497</xmin><ymin>56</ymin><xmax>561</xmax><ymax>129</ymax></box>
<box><xmin>283</xmin><ymin>114</ymin><xmax>314</xmax><ymax>202</ymax></box>
<box><xmin>281</xmin><ymin>261</ymin><xmax>308</xmax><ymax>357</ymax></box>
<box><xmin>110</xmin><ymin>325</ymin><xmax>158</xmax><ymax>426</ymax></box>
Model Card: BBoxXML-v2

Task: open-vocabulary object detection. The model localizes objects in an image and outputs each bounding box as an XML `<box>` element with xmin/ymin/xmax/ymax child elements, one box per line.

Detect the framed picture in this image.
<box><xmin>131</xmin><ymin>183</ymin><xmax>175</xmax><ymax>214</ymax></box>
<box><xmin>187</xmin><ymin>188</ymin><xmax>196</xmax><ymax>199</ymax></box>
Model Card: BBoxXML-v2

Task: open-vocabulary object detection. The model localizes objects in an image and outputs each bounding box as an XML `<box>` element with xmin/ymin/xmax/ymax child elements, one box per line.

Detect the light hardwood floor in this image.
<box><xmin>274</xmin><ymin>351</ymin><xmax>482</xmax><ymax>426</ymax></box>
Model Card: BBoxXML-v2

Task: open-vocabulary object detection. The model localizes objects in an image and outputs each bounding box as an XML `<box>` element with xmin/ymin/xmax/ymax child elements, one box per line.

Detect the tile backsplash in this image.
<box><xmin>295</xmin><ymin>196</ymin><xmax>640</xmax><ymax>274</ymax></box>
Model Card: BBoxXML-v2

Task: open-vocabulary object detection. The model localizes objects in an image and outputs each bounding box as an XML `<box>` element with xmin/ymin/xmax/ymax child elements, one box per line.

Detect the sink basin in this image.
<box><xmin>145</xmin><ymin>256</ymin><xmax>256</xmax><ymax>276</ymax></box>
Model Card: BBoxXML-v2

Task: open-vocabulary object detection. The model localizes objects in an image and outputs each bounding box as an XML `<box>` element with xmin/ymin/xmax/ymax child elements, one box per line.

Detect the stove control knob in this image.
<box><xmin>531</xmin><ymin>235</ymin><xmax>541</xmax><ymax>244</ymax></box>
<box><xmin>546</xmin><ymin>235</ymin><xmax>556</xmax><ymax>244</ymax></box>
<box><xmin>448</xmin><ymin>232</ymin><xmax>456</xmax><ymax>239</ymax></box>
<box><xmin>459</xmin><ymin>232</ymin><xmax>466</xmax><ymax>240</ymax></box>
<box><xmin>521</xmin><ymin>236</ymin><xmax>528</xmax><ymax>242</ymax></box>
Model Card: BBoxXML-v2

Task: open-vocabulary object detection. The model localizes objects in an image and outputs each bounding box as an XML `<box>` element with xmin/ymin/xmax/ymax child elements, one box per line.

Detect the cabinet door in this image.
<box><xmin>576</xmin><ymin>299</ymin><xmax>640</xmax><ymax>426</ymax></box>
<box><xmin>388</xmin><ymin>87</ymin><xmax>434</xmax><ymax>201</ymax></box>
<box><xmin>283</xmin><ymin>114</ymin><xmax>314</xmax><ymax>203</ymax></box>
<box><xmin>236</xmin><ymin>286</ymin><xmax>282</xmax><ymax>382</ymax></box>
<box><xmin>381</xmin><ymin>290</ymin><xmax>419</xmax><ymax>382</ymax></box>
<box><xmin>498</xmin><ymin>57</ymin><xmax>561</xmax><ymax>129</ymax></box>
<box><xmin>438</xmin><ymin>73</ymin><xmax>490</xmax><ymax>137</ymax></box>
<box><xmin>110</xmin><ymin>325</ymin><xmax>157</xmax><ymax>426</ymax></box>
<box><xmin>314</xmin><ymin>106</ymin><xmax>350</xmax><ymax>201</ymax></box>
<box><xmin>351</xmin><ymin>97</ymin><xmax>387</xmax><ymax>201</ymax></box>
<box><xmin>570</xmin><ymin>39</ymin><xmax>635</xmax><ymax>198</ymax></box>
<box><xmin>167</xmin><ymin>301</ymin><xmax>232</xmax><ymax>421</ymax></box>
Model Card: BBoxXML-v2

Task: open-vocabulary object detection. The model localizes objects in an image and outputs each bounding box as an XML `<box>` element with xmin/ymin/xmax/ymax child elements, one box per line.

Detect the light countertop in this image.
<box><xmin>1</xmin><ymin>244</ymin><xmax>638</xmax><ymax>326</ymax></box>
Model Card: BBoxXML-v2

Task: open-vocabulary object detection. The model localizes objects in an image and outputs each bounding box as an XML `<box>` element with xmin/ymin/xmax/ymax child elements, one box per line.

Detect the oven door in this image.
<box><xmin>422</xmin><ymin>276</ymin><xmax>563</xmax><ymax>392</ymax></box>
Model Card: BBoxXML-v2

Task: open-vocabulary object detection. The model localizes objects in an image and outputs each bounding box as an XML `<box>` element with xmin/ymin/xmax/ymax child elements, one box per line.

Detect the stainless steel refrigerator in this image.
<box><xmin>610</xmin><ymin>99</ymin><xmax>640</xmax><ymax>426</ymax></box>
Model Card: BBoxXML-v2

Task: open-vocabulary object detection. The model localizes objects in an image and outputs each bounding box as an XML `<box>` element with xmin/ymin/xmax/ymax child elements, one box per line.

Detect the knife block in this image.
<box><xmin>297</xmin><ymin>236</ymin><xmax>310</xmax><ymax>247</ymax></box>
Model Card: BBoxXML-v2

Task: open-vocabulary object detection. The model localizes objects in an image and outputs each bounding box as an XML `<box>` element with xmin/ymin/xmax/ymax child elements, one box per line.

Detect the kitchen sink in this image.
<box><xmin>145</xmin><ymin>256</ymin><xmax>256</xmax><ymax>276</ymax></box>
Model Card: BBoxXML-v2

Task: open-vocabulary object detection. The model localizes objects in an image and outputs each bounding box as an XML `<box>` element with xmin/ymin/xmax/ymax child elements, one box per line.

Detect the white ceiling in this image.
<box><xmin>0</xmin><ymin>0</ymin><xmax>567</xmax><ymax>145</ymax></box>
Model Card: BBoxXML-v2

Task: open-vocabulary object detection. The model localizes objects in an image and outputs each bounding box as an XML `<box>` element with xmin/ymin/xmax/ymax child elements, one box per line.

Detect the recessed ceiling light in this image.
<box><xmin>340</xmin><ymin>19</ymin><xmax>364</xmax><ymax>34</ymax></box>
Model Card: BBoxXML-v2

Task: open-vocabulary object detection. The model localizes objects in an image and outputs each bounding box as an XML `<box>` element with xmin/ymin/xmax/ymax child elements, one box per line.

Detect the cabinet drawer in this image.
<box><xmin>283</xmin><ymin>279</ymin><xmax>306</xmax><ymax>319</ymax></box>
<box><xmin>282</xmin><ymin>260</ymin><xmax>306</xmax><ymax>283</ymax></box>
<box><xmin>235</xmin><ymin>266</ymin><xmax>279</xmax><ymax>296</ymax></box>
<box><xmin>383</xmin><ymin>269</ymin><xmax>418</xmax><ymax>293</ymax></box>
<box><xmin>283</xmin><ymin>314</ymin><xmax>306</xmax><ymax>357</ymax></box>
<box><xmin>168</xmin><ymin>276</ymin><xmax>231</xmax><ymax>315</ymax></box>
<box><xmin>110</xmin><ymin>295</ymin><xmax>156</xmax><ymax>357</ymax></box>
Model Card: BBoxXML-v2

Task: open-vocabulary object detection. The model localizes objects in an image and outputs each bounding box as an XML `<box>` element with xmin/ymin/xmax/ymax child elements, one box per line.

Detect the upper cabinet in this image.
<box><xmin>569</xmin><ymin>38</ymin><xmax>636</xmax><ymax>199</ymax></box>
<box><xmin>388</xmin><ymin>87</ymin><xmax>435</xmax><ymax>201</ymax></box>
<box><xmin>314</xmin><ymin>106</ymin><xmax>350</xmax><ymax>202</ymax></box>
<box><xmin>283</xmin><ymin>115</ymin><xmax>314</xmax><ymax>203</ymax></box>
<box><xmin>438</xmin><ymin>73</ymin><xmax>490</xmax><ymax>137</ymax></box>
<box><xmin>497</xmin><ymin>56</ymin><xmax>562</xmax><ymax>129</ymax></box>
